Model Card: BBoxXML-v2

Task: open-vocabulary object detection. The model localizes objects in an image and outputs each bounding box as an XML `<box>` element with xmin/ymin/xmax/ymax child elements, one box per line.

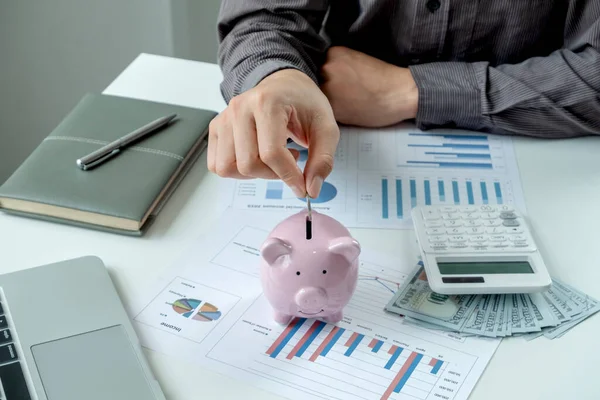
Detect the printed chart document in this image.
<box><xmin>222</xmin><ymin>123</ymin><xmax>525</xmax><ymax>229</ymax></box>
<box><xmin>132</xmin><ymin>211</ymin><xmax>501</xmax><ymax>400</ymax></box>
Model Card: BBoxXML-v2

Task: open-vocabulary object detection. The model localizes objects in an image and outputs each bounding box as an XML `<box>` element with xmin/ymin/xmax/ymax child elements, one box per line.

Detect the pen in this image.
<box><xmin>76</xmin><ymin>113</ymin><xmax>177</xmax><ymax>170</ymax></box>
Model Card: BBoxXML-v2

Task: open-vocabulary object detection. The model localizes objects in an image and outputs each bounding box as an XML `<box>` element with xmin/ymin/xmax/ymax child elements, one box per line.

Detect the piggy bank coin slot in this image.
<box><xmin>306</xmin><ymin>217</ymin><xmax>312</xmax><ymax>240</ymax></box>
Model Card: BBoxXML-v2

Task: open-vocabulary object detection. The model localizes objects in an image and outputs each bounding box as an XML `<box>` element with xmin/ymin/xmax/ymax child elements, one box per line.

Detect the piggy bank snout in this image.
<box><xmin>295</xmin><ymin>287</ymin><xmax>328</xmax><ymax>311</ymax></box>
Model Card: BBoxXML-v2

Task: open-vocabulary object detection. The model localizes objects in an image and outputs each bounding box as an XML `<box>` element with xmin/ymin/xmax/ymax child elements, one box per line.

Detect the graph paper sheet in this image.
<box><xmin>131</xmin><ymin>211</ymin><xmax>501</xmax><ymax>400</ymax></box>
<box><xmin>222</xmin><ymin>123</ymin><xmax>526</xmax><ymax>229</ymax></box>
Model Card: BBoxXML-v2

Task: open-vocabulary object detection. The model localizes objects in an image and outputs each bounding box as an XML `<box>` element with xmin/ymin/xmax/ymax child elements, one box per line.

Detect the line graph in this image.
<box><xmin>358</xmin><ymin>276</ymin><xmax>402</xmax><ymax>294</ymax></box>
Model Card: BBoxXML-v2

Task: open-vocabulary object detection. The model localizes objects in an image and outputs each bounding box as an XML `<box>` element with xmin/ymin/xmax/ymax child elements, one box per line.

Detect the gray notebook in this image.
<box><xmin>0</xmin><ymin>93</ymin><xmax>217</xmax><ymax>235</ymax></box>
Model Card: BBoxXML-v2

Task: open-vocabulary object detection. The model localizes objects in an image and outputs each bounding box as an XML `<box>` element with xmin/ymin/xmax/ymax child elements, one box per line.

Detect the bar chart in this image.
<box><xmin>204</xmin><ymin>256</ymin><xmax>490</xmax><ymax>400</ymax></box>
<box><xmin>361</xmin><ymin>174</ymin><xmax>512</xmax><ymax>224</ymax></box>
<box><xmin>264</xmin><ymin>317</ymin><xmax>456</xmax><ymax>400</ymax></box>
<box><xmin>398</xmin><ymin>132</ymin><xmax>497</xmax><ymax>170</ymax></box>
<box><xmin>226</xmin><ymin>124</ymin><xmax>524</xmax><ymax>229</ymax></box>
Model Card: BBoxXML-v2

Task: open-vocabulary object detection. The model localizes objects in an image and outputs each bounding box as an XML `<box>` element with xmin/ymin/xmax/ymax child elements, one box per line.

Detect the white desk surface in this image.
<box><xmin>2</xmin><ymin>53</ymin><xmax>600</xmax><ymax>400</ymax></box>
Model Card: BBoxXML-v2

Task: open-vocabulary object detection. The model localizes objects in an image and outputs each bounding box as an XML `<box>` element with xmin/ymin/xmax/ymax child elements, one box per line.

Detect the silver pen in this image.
<box><xmin>76</xmin><ymin>113</ymin><xmax>177</xmax><ymax>170</ymax></box>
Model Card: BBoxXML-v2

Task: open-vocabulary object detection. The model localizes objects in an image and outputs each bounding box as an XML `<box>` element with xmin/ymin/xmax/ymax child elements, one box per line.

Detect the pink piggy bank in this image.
<box><xmin>260</xmin><ymin>210</ymin><xmax>361</xmax><ymax>325</ymax></box>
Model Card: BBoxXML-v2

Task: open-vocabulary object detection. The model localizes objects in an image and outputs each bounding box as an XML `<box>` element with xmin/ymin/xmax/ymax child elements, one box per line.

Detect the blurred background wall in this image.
<box><xmin>0</xmin><ymin>0</ymin><xmax>221</xmax><ymax>182</ymax></box>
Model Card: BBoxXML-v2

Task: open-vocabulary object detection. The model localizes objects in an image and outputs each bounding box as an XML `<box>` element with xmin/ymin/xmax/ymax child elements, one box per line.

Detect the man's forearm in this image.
<box><xmin>408</xmin><ymin>15</ymin><xmax>600</xmax><ymax>138</ymax></box>
<box><xmin>217</xmin><ymin>0</ymin><xmax>330</xmax><ymax>103</ymax></box>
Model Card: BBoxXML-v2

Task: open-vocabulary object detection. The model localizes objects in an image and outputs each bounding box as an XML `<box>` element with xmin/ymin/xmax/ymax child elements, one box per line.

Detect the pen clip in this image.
<box><xmin>77</xmin><ymin>148</ymin><xmax>120</xmax><ymax>171</ymax></box>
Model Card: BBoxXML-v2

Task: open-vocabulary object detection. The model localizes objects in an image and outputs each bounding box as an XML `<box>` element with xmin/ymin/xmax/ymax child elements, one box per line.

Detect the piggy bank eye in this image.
<box><xmin>296</xmin><ymin>271</ymin><xmax>301</xmax><ymax>276</ymax></box>
<box><xmin>322</xmin><ymin>270</ymin><xmax>327</xmax><ymax>274</ymax></box>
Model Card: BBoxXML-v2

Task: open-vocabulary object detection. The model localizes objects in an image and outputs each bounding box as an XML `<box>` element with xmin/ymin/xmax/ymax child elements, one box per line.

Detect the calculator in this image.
<box><xmin>411</xmin><ymin>205</ymin><xmax>552</xmax><ymax>294</ymax></box>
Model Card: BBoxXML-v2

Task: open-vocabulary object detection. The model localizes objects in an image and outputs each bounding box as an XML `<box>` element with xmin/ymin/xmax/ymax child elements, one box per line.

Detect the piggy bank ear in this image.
<box><xmin>261</xmin><ymin>238</ymin><xmax>292</xmax><ymax>265</ymax></box>
<box><xmin>328</xmin><ymin>237</ymin><xmax>361</xmax><ymax>263</ymax></box>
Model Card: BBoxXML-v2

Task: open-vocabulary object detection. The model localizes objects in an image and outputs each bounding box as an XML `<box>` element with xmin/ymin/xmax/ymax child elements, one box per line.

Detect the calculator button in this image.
<box><xmin>459</xmin><ymin>206</ymin><xmax>478</xmax><ymax>213</ymax></box>
<box><xmin>431</xmin><ymin>243</ymin><xmax>448</xmax><ymax>251</ymax></box>
<box><xmin>471</xmin><ymin>244</ymin><xmax>489</xmax><ymax>251</ymax></box>
<box><xmin>429</xmin><ymin>235</ymin><xmax>447</xmax><ymax>242</ymax></box>
<box><xmin>425</xmin><ymin>221</ymin><xmax>443</xmax><ymax>228</ymax></box>
<box><xmin>503</xmin><ymin>219</ymin><xmax>520</xmax><ymax>227</ymax></box>
<box><xmin>483</xmin><ymin>219</ymin><xmax>502</xmax><ymax>227</ymax></box>
<box><xmin>479</xmin><ymin>205</ymin><xmax>495</xmax><ymax>212</ymax></box>
<box><xmin>465</xmin><ymin>227</ymin><xmax>485</xmax><ymax>234</ymax></box>
<box><xmin>505</xmin><ymin>227</ymin><xmax>524</xmax><ymax>234</ymax></box>
<box><xmin>490</xmin><ymin>242</ymin><xmax>509</xmax><ymax>248</ymax></box>
<box><xmin>499</xmin><ymin>211</ymin><xmax>518</xmax><ymax>219</ymax></box>
<box><xmin>449</xmin><ymin>243</ymin><xmax>469</xmax><ymax>249</ymax></box>
<box><xmin>440</xmin><ymin>206</ymin><xmax>457</xmax><ymax>213</ymax></box>
<box><xmin>470</xmin><ymin>235</ymin><xmax>487</xmax><ymax>242</ymax></box>
<box><xmin>444</xmin><ymin>220</ymin><xmax>462</xmax><ymax>227</ymax></box>
<box><xmin>422</xmin><ymin>210</ymin><xmax>441</xmax><ymax>220</ymax></box>
<box><xmin>446</xmin><ymin>228</ymin><xmax>465</xmax><ymax>235</ymax></box>
<box><xmin>464</xmin><ymin>220</ymin><xmax>481</xmax><ymax>227</ymax></box>
<box><xmin>481</xmin><ymin>212</ymin><xmax>499</xmax><ymax>219</ymax></box>
<box><xmin>449</xmin><ymin>235</ymin><xmax>467</xmax><ymax>242</ymax></box>
<box><xmin>441</xmin><ymin>213</ymin><xmax>461</xmax><ymax>220</ymax></box>
<box><xmin>511</xmin><ymin>240</ymin><xmax>529</xmax><ymax>247</ymax></box>
<box><xmin>463</xmin><ymin>212</ymin><xmax>480</xmax><ymax>220</ymax></box>
<box><xmin>508</xmin><ymin>235</ymin><xmax>526</xmax><ymax>241</ymax></box>
<box><xmin>426</xmin><ymin>228</ymin><xmax>444</xmax><ymax>235</ymax></box>
<box><xmin>498</xmin><ymin>205</ymin><xmax>514</xmax><ymax>212</ymax></box>
<box><xmin>486</xmin><ymin>227</ymin><xmax>504</xmax><ymax>234</ymax></box>
<box><xmin>489</xmin><ymin>235</ymin><xmax>507</xmax><ymax>242</ymax></box>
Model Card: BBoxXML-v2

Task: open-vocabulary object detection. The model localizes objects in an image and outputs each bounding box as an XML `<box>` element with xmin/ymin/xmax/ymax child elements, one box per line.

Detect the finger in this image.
<box><xmin>207</xmin><ymin>116</ymin><xmax>219</xmax><ymax>173</ymax></box>
<box><xmin>255</xmin><ymin>107</ymin><xmax>306</xmax><ymax>197</ymax></box>
<box><xmin>304</xmin><ymin>117</ymin><xmax>340</xmax><ymax>198</ymax></box>
<box><xmin>232</xmin><ymin>108</ymin><xmax>278</xmax><ymax>179</ymax></box>
<box><xmin>215</xmin><ymin>118</ymin><xmax>246</xmax><ymax>179</ymax></box>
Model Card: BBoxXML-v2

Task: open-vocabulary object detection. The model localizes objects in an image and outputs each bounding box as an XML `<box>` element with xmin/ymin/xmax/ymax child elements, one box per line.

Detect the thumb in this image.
<box><xmin>304</xmin><ymin>118</ymin><xmax>340</xmax><ymax>198</ymax></box>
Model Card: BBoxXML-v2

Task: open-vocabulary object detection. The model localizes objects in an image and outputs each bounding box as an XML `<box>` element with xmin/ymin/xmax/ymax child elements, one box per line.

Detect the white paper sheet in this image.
<box><xmin>222</xmin><ymin>123</ymin><xmax>525</xmax><ymax>229</ymax></box>
<box><xmin>132</xmin><ymin>211</ymin><xmax>501</xmax><ymax>400</ymax></box>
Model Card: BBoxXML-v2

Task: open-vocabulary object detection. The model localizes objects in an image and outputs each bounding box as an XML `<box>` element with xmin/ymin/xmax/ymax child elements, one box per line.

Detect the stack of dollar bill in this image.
<box><xmin>385</xmin><ymin>262</ymin><xmax>600</xmax><ymax>340</ymax></box>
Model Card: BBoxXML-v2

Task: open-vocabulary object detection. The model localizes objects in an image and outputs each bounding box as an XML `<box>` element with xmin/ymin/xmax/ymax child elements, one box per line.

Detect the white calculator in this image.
<box><xmin>411</xmin><ymin>205</ymin><xmax>552</xmax><ymax>294</ymax></box>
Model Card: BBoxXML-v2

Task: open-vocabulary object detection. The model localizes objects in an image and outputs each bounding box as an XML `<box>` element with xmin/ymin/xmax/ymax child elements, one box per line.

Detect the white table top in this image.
<box><xmin>2</xmin><ymin>53</ymin><xmax>599</xmax><ymax>400</ymax></box>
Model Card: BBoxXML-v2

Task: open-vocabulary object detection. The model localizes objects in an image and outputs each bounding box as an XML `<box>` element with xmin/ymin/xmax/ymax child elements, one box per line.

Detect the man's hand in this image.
<box><xmin>321</xmin><ymin>46</ymin><xmax>419</xmax><ymax>127</ymax></box>
<box><xmin>207</xmin><ymin>69</ymin><xmax>339</xmax><ymax>198</ymax></box>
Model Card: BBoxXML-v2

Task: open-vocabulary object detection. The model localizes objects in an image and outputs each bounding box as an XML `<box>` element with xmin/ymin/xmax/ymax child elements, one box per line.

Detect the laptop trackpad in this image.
<box><xmin>31</xmin><ymin>326</ymin><xmax>156</xmax><ymax>400</ymax></box>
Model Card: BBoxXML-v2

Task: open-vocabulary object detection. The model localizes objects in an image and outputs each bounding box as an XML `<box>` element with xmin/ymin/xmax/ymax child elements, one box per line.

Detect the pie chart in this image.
<box><xmin>298</xmin><ymin>181</ymin><xmax>337</xmax><ymax>203</ymax></box>
<box><xmin>172</xmin><ymin>298</ymin><xmax>222</xmax><ymax>322</ymax></box>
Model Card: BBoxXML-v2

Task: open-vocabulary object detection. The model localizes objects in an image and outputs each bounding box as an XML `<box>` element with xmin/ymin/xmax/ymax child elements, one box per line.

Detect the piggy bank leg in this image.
<box><xmin>323</xmin><ymin>311</ymin><xmax>343</xmax><ymax>324</ymax></box>
<box><xmin>273</xmin><ymin>311</ymin><xmax>293</xmax><ymax>325</ymax></box>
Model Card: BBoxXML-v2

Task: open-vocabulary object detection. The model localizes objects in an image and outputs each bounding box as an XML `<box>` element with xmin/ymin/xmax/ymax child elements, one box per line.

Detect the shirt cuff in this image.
<box><xmin>408</xmin><ymin>62</ymin><xmax>486</xmax><ymax>131</ymax></box>
<box><xmin>240</xmin><ymin>59</ymin><xmax>318</xmax><ymax>93</ymax></box>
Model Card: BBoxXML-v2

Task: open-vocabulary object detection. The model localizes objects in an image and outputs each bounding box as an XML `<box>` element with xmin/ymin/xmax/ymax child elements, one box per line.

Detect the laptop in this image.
<box><xmin>0</xmin><ymin>256</ymin><xmax>165</xmax><ymax>400</ymax></box>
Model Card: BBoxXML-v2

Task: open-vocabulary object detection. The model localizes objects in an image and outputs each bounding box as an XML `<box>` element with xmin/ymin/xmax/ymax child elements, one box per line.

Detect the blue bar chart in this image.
<box><xmin>382</xmin><ymin>179</ymin><xmax>389</xmax><ymax>219</ymax></box>
<box><xmin>266</xmin><ymin>181</ymin><xmax>283</xmax><ymax>200</ymax></box>
<box><xmin>395</xmin><ymin>180</ymin><xmax>403</xmax><ymax>218</ymax></box>
<box><xmin>466</xmin><ymin>181</ymin><xmax>474</xmax><ymax>205</ymax></box>
<box><xmin>480</xmin><ymin>182</ymin><xmax>488</xmax><ymax>204</ymax></box>
<box><xmin>399</xmin><ymin>132</ymin><xmax>495</xmax><ymax>170</ymax></box>
<box><xmin>494</xmin><ymin>182</ymin><xmax>503</xmax><ymax>204</ymax></box>
<box><xmin>370</xmin><ymin>176</ymin><xmax>510</xmax><ymax>223</ymax></box>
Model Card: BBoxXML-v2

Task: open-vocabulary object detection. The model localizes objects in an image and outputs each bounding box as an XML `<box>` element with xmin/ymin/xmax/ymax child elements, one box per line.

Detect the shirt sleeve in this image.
<box><xmin>217</xmin><ymin>0</ymin><xmax>330</xmax><ymax>103</ymax></box>
<box><xmin>408</xmin><ymin>5</ymin><xmax>600</xmax><ymax>138</ymax></box>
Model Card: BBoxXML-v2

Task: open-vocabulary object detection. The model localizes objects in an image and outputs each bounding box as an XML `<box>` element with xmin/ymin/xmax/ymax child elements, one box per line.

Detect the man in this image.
<box><xmin>208</xmin><ymin>0</ymin><xmax>600</xmax><ymax>198</ymax></box>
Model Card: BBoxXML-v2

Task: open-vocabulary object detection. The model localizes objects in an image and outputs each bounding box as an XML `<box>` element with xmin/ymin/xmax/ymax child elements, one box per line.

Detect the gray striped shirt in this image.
<box><xmin>217</xmin><ymin>0</ymin><xmax>600</xmax><ymax>138</ymax></box>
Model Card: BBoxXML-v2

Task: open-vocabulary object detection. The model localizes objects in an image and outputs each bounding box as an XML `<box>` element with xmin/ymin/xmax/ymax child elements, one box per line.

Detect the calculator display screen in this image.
<box><xmin>438</xmin><ymin>261</ymin><xmax>534</xmax><ymax>274</ymax></box>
